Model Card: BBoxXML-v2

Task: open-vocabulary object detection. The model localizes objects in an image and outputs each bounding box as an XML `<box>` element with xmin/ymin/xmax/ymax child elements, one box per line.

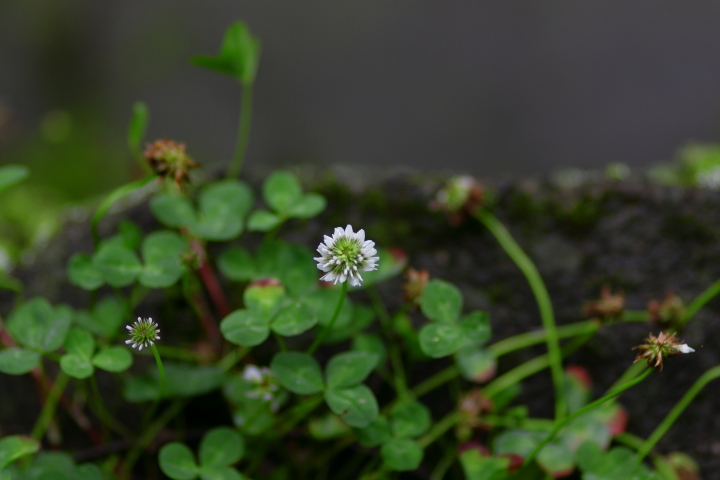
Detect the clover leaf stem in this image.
<box><xmin>523</xmin><ymin>368</ymin><xmax>652</xmax><ymax>468</ymax></box>
<box><xmin>123</xmin><ymin>399</ymin><xmax>186</xmax><ymax>478</ymax></box>
<box><xmin>139</xmin><ymin>344</ymin><xmax>166</xmax><ymax>431</ymax></box>
<box><xmin>368</xmin><ymin>286</ymin><xmax>410</xmax><ymax>399</ymax></box>
<box><xmin>410</xmin><ymin>321</ymin><xmax>598</xmax><ymax>400</ymax></box>
<box><xmin>307</xmin><ymin>282</ymin><xmax>348</xmax><ymax>355</ymax></box>
<box><xmin>475</xmin><ymin>208</ymin><xmax>567</xmax><ymax>420</ymax></box>
<box><xmin>31</xmin><ymin>370</ymin><xmax>69</xmax><ymax>441</ymax></box>
<box><xmin>182</xmin><ymin>272</ymin><xmax>222</xmax><ymax>353</ymax></box>
<box><xmin>683</xmin><ymin>278</ymin><xmax>720</xmax><ymax>323</ymax></box>
<box><xmin>636</xmin><ymin>365</ymin><xmax>720</xmax><ymax>462</ymax></box>
<box><xmin>228</xmin><ymin>84</ymin><xmax>254</xmax><ymax>179</ymax></box>
<box><xmin>604</xmin><ymin>360</ymin><xmax>646</xmax><ymax>395</ymax></box>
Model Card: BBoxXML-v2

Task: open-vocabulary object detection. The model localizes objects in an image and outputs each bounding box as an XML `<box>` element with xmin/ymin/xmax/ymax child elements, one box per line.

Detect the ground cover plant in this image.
<box><xmin>0</xmin><ymin>21</ymin><xmax>715</xmax><ymax>480</ymax></box>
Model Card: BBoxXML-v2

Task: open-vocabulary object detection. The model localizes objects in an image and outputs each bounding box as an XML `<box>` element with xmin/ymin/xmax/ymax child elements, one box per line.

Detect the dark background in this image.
<box><xmin>2</xmin><ymin>1</ymin><xmax>720</xmax><ymax>198</ymax></box>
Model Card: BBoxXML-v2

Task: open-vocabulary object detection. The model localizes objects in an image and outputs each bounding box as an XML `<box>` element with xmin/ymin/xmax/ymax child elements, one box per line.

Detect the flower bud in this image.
<box><xmin>431</xmin><ymin>175</ymin><xmax>485</xmax><ymax>225</ymax></box>
<box><xmin>647</xmin><ymin>293</ymin><xmax>686</xmax><ymax>331</ymax></box>
<box><xmin>144</xmin><ymin>138</ymin><xmax>199</xmax><ymax>187</ymax></box>
<box><xmin>582</xmin><ymin>285</ymin><xmax>624</xmax><ymax>321</ymax></box>
<box><xmin>402</xmin><ymin>268</ymin><xmax>430</xmax><ymax>306</ymax></box>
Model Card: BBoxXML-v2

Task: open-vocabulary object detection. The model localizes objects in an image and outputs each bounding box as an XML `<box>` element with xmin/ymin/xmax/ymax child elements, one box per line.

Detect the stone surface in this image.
<box><xmin>2</xmin><ymin>172</ymin><xmax>720</xmax><ymax>475</ymax></box>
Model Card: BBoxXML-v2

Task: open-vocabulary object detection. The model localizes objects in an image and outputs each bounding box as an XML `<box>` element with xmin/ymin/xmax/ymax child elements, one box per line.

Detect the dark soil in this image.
<box><xmin>2</xmin><ymin>171</ymin><xmax>719</xmax><ymax>477</ymax></box>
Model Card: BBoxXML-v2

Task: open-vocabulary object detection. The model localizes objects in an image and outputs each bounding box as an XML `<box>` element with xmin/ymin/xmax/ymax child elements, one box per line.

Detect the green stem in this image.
<box><xmin>523</xmin><ymin>368</ymin><xmax>652</xmax><ymax>467</ymax></box>
<box><xmin>605</xmin><ymin>360</ymin><xmax>646</xmax><ymax>395</ymax></box>
<box><xmin>484</xmin><ymin>355</ymin><xmax>551</xmax><ymax>398</ymax></box>
<box><xmin>91</xmin><ymin>175</ymin><xmax>157</xmax><ymax>248</ymax></box>
<box><xmin>274</xmin><ymin>332</ymin><xmax>287</xmax><ymax>352</ymax></box>
<box><xmin>152</xmin><ymin>344</ymin><xmax>166</xmax><ymax>398</ymax></box>
<box><xmin>278</xmin><ymin>395</ymin><xmax>324</xmax><ymax>433</ymax></box>
<box><xmin>361</xmin><ymin>464</ymin><xmax>390</xmax><ymax>480</ymax></box>
<box><xmin>140</xmin><ymin>345</ymin><xmax>166</xmax><ymax>429</ymax></box>
<box><xmin>369</xmin><ymin>287</ymin><xmax>409</xmax><ymax>399</ymax></box>
<box><xmin>487</xmin><ymin>320</ymin><xmax>598</xmax><ymax>357</ymax></box>
<box><xmin>636</xmin><ymin>365</ymin><xmax>720</xmax><ymax>462</ymax></box>
<box><xmin>122</xmin><ymin>399</ymin><xmax>186</xmax><ymax>478</ymax></box>
<box><xmin>154</xmin><ymin>344</ymin><xmax>200</xmax><ymax>362</ymax></box>
<box><xmin>307</xmin><ymin>283</ymin><xmax>348</xmax><ymax>355</ymax></box>
<box><xmin>88</xmin><ymin>377</ymin><xmax>134</xmax><ymax>439</ymax></box>
<box><xmin>621</xmin><ymin>310</ymin><xmax>649</xmax><ymax>322</ymax></box>
<box><xmin>129</xmin><ymin>284</ymin><xmax>150</xmax><ymax>309</ymax></box>
<box><xmin>412</xmin><ymin>365</ymin><xmax>459</xmax><ymax>399</ymax></box>
<box><xmin>31</xmin><ymin>370</ymin><xmax>69</xmax><ymax>441</ymax></box>
<box><xmin>430</xmin><ymin>441</ymin><xmax>458</xmax><ymax>480</ymax></box>
<box><xmin>614</xmin><ymin>432</ymin><xmax>645</xmax><ymax>451</ymax></box>
<box><xmin>418</xmin><ymin>411</ymin><xmax>460</xmax><ymax>448</ymax></box>
<box><xmin>484</xmin><ymin>331</ymin><xmax>592</xmax><ymax>398</ymax></box>
<box><xmin>683</xmin><ymin>278</ymin><xmax>720</xmax><ymax>322</ymax></box>
<box><xmin>227</xmin><ymin>84</ymin><xmax>253</xmax><ymax>179</ymax></box>
<box><xmin>410</xmin><ymin>322</ymin><xmax>598</xmax><ymax>400</ymax></box>
<box><xmin>218</xmin><ymin>346</ymin><xmax>249</xmax><ymax>371</ymax></box>
<box><xmin>475</xmin><ymin>209</ymin><xmax>566</xmax><ymax>419</ymax></box>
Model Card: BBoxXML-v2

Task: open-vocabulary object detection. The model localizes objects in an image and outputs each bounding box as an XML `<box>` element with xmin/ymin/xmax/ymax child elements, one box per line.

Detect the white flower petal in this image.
<box><xmin>676</xmin><ymin>344</ymin><xmax>695</xmax><ymax>354</ymax></box>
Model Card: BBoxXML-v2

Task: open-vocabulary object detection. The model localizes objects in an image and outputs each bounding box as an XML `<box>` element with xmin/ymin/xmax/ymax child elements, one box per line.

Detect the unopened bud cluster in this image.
<box><xmin>403</xmin><ymin>268</ymin><xmax>430</xmax><ymax>306</ymax></box>
<box><xmin>144</xmin><ymin>138</ymin><xmax>199</xmax><ymax>187</ymax></box>
<box><xmin>431</xmin><ymin>175</ymin><xmax>484</xmax><ymax>225</ymax></box>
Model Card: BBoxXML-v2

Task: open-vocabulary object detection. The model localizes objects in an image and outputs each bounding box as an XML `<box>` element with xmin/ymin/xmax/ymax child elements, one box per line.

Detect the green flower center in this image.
<box><xmin>330</xmin><ymin>237</ymin><xmax>362</xmax><ymax>272</ymax></box>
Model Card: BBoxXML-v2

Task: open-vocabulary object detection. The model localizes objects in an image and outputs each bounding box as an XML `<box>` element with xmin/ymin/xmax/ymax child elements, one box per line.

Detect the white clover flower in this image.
<box><xmin>242</xmin><ymin>365</ymin><xmax>264</xmax><ymax>383</ymax></box>
<box><xmin>242</xmin><ymin>365</ymin><xmax>279</xmax><ymax>402</ymax></box>
<box><xmin>125</xmin><ymin>317</ymin><xmax>160</xmax><ymax>351</ymax></box>
<box><xmin>314</xmin><ymin>225</ymin><xmax>379</xmax><ymax>287</ymax></box>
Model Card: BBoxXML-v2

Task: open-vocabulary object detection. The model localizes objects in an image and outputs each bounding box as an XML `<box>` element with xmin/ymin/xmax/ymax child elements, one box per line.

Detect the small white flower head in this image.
<box><xmin>242</xmin><ymin>365</ymin><xmax>279</xmax><ymax>402</ymax></box>
<box><xmin>314</xmin><ymin>225</ymin><xmax>379</xmax><ymax>287</ymax></box>
<box><xmin>125</xmin><ymin>317</ymin><xmax>160</xmax><ymax>351</ymax></box>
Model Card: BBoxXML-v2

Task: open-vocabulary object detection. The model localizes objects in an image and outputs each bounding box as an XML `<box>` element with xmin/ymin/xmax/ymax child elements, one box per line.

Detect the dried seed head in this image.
<box><xmin>647</xmin><ymin>293</ymin><xmax>686</xmax><ymax>331</ymax></box>
<box><xmin>582</xmin><ymin>285</ymin><xmax>624</xmax><ymax>321</ymax></box>
<box><xmin>632</xmin><ymin>331</ymin><xmax>695</xmax><ymax>371</ymax></box>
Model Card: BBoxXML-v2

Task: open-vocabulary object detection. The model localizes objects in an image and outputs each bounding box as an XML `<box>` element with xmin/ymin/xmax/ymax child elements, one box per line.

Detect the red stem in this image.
<box><xmin>0</xmin><ymin>320</ymin><xmax>103</xmax><ymax>445</ymax></box>
<box><xmin>188</xmin><ymin>237</ymin><xmax>231</xmax><ymax>317</ymax></box>
<box><xmin>185</xmin><ymin>273</ymin><xmax>223</xmax><ymax>354</ymax></box>
<box><xmin>198</xmin><ymin>262</ymin><xmax>231</xmax><ymax>317</ymax></box>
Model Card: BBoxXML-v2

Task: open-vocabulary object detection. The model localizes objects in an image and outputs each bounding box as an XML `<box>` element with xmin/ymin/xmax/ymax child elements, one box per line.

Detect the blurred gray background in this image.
<box><xmin>2</xmin><ymin>0</ymin><xmax>720</xmax><ymax>199</ymax></box>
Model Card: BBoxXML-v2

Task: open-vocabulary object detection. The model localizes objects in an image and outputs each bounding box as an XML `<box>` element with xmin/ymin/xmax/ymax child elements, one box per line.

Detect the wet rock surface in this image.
<box><xmin>3</xmin><ymin>173</ymin><xmax>720</xmax><ymax>476</ymax></box>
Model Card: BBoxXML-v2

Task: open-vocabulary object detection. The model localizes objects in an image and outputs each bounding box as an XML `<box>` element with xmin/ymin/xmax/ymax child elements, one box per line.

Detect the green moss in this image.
<box><xmin>662</xmin><ymin>213</ymin><xmax>718</xmax><ymax>243</ymax></box>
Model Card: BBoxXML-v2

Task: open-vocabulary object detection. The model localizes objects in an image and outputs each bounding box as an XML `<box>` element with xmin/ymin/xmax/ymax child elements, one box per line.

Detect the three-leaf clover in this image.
<box><xmin>247</xmin><ymin>171</ymin><xmax>326</xmax><ymax>232</ymax></box>
<box><xmin>270</xmin><ymin>350</ymin><xmax>380</xmax><ymax>428</ymax></box>
<box><xmin>60</xmin><ymin>328</ymin><xmax>133</xmax><ymax>379</ymax></box>
<box><xmin>418</xmin><ymin>279</ymin><xmax>492</xmax><ymax>361</ymax></box>
<box><xmin>159</xmin><ymin>427</ymin><xmax>245</xmax><ymax>480</ymax></box>
<box><xmin>355</xmin><ymin>401</ymin><xmax>432</xmax><ymax>471</ymax></box>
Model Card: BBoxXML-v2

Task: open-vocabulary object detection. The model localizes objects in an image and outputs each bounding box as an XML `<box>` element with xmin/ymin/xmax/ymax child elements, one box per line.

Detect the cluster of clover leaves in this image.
<box><xmin>0</xmin><ymin>19</ymin><xmax>714</xmax><ymax>480</ymax></box>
